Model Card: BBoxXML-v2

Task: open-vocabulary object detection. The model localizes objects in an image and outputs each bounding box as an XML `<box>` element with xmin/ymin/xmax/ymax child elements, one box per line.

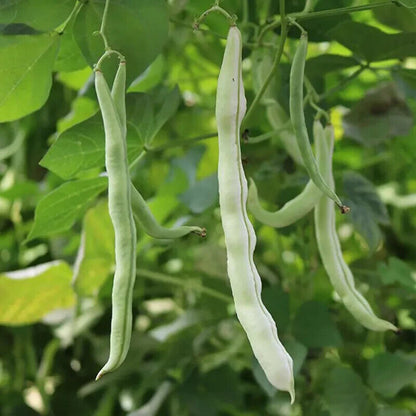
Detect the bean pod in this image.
<box><xmin>95</xmin><ymin>62</ymin><xmax>137</xmax><ymax>379</ymax></box>
<box><xmin>216</xmin><ymin>25</ymin><xmax>294</xmax><ymax>401</ymax></box>
<box><xmin>314</xmin><ymin>123</ymin><xmax>397</xmax><ymax>332</ymax></box>
<box><xmin>247</xmin><ymin>121</ymin><xmax>325</xmax><ymax>228</ymax></box>
<box><xmin>290</xmin><ymin>32</ymin><xmax>347</xmax><ymax>211</ymax></box>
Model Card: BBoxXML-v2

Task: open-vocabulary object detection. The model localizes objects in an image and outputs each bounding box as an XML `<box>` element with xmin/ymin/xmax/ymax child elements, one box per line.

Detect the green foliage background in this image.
<box><xmin>0</xmin><ymin>0</ymin><xmax>415</xmax><ymax>415</ymax></box>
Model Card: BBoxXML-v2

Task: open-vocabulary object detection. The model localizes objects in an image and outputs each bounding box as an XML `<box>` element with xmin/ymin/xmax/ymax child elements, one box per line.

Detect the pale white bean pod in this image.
<box><xmin>216</xmin><ymin>25</ymin><xmax>294</xmax><ymax>401</ymax></box>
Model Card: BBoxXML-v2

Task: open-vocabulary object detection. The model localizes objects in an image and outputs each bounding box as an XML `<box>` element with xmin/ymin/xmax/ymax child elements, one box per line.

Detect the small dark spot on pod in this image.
<box><xmin>242</xmin><ymin>129</ymin><xmax>249</xmax><ymax>142</ymax></box>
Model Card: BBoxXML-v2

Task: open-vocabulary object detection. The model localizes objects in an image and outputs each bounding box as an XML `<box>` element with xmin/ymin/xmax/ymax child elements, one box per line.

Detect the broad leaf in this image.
<box><xmin>27</xmin><ymin>177</ymin><xmax>108</xmax><ymax>241</ymax></box>
<box><xmin>377</xmin><ymin>257</ymin><xmax>416</xmax><ymax>291</ymax></box>
<box><xmin>0</xmin><ymin>33</ymin><xmax>60</xmax><ymax>122</ymax></box>
<box><xmin>73</xmin><ymin>0</ymin><xmax>168</xmax><ymax>85</ymax></box>
<box><xmin>343</xmin><ymin>171</ymin><xmax>389</xmax><ymax>251</ymax></box>
<box><xmin>397</xmin><ymin>0</ymin><xmax>416</xmax><ymax>7</ymax></box>
<box><xmin>372</xmin><ymin>1</ymin><xmax>416</xmax><ymax>32</ymax></box>
<box><xmin>329</xmin><ymin>21</ymin><xmax>416</xmax><ymax>62</ymax></box>
<box><xmin>0</xmin><ymin>261</ymin><xmax>75</xmax><ymax>325</ymax></box>
<box><xmin>0</xmin><ymin>0</ymin><xmax>74</xmax><ymax>31</ymax></box>
<box><xmin>54</xmin><ymin>18</ymin><xmax>87</xmax><ymax>72</ymax></box>
<box><xmin>128</xmin><ymin>54</ymin><xmax>166</xmax><ymax>93</ymax></box>
<box><xmin>73</xmin><ymin>200</ymin><xmax>115</xmax><ymax>296</ymax></box>
<box><xmin>293</xmin><ymin>301</ymin><xmax>342</xmax><ymax>348</ymax></box>
<box><xmin>368</xmin><ymin>352</ymin><xmax>416</xmax><ymax>397</ymax></box>
<box><xmin>324</xmin><ymin>366</ymin><xmax>374</xmax><ymax>416</ymax></box>
<box><xmin>127</xmin><ymin>86</ymin><xmax>181</xmax><ymax>146</ymax></box>
<box><xmin>306</xmin><ymin>54</ymin><xmax>359</xmax><ymax>77</ymax></box>
<box><xmin>179</xmin><ymin>174</ymin><xmax>218</xmax><ymax>214</ymax></box>
<box><xmin>343</xmin><ymin>83</ymin><xmax>413</xmax><ymax>146</ymax></box>
<box><xmin>377</xmin><ymin>408</ymin><xmax>412</xmax><ymax>416</ymax></box>
<box><xmin>41</xmin><ymin>90</ymin><xmax>179</xmax><ymax>179</ymax></box>
<box><xmin>261</xmin><ymin>286</ymin><xmax>291</xmax><ymax>334</ymax></box>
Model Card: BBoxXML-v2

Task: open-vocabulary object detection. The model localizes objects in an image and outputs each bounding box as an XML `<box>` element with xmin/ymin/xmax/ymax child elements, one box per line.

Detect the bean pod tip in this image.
<box><xmin>340</xmin><ymin>205</ymin><xmax>350</xmax><ymax>214</ymax></box>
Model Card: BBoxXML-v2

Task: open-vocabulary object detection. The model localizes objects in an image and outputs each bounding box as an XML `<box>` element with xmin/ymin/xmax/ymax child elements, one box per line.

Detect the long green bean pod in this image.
<box><xmin>111</xmin><ymin>61</ymin><xmax>127</xmax><ymax>138</ymax></box>
<box><xmin>314</xmin><ymin>123</ymin><xmax>397</xmax><ymax>332</ymax></box>
<box><xmin>130</xmin><ymin>183</ymin><xmax>206</xmax><ymax>239</ymax></box>
<box><xmin>289</xmin><ymin>32</ymin><xmax>347</xmax><ymax>212</ymax></box>
<box><xmin>247</xmin><ymin>120</ymin><xmax>325</xmax><ymax>228</ymax></box>
<box><xmin>216</xmin><ymin>25</ymin><xmax>294</xmax><ymax>401</ymax></box>
<box><xmin>251</xmin><ymin>46</ymin><xmax>303</xmax><ymax>165</ymax></box>
<box><xmin>109</xmin><ymin>63</ymin><xmax>205</xmax><ymax>240</ymax></box>
<box><xmin>95</xmin><ymin>64</ymin><xmax>137</xmax><ymax>379</ymax></box>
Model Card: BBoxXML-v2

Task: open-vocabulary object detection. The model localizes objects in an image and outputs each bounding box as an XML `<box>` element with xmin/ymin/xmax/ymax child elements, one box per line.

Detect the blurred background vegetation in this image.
<box><xmin>0</xmin><ymin>0</ymin><xmax>415</xmax><ymax>415</ymax></box>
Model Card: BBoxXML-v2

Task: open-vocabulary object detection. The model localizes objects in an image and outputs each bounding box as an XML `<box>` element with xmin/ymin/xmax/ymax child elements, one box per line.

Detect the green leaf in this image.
<box><xmin>127</xmin><ymin>86</ymin><xmax>181</xmax><ymax>146</ymax></box>
<box><xmin>343</xmin><ymin>171</ymin><xmax>390</xmax><ymax>251</ymax></box>
<box><xmin>179</xmin><ymin>174</ymin><xmax>218</xmax><ymax>214</ymax></box>
<box><xmin>261</xmin><ymin>286</ymin><xmax>291</xmax><ymax>334</ymax></box>
<box><xmin>285</xmin><ymin>339</ymin><xmax>308</xmax><ymax>375</ymax></box>
<box><xmin>73</xmin><ymin>200</ymin><xmax>115</xmax><ymax>296</ymax></box>
<box><xmin>343</xmin><ymin>83</ymin><xmax>413</xmax><ymax>146</ymax></box>
<box><xmin>372</xmin><ymin>2</ymin><xmax>416</xmax><ymax>32</ymax></box>
<box><xmin>40</xmin><ymin>90</ymin><xmax>179</xmax><ymax>179</ymax></box>
<box><xmin>324</xmin><ymin>366</ymin><xmax>375</xmax><ymax>416</ymax></box>
<box><xmin>397</xmin><ymin>0</ymin><xmax>416</xmax><ymax>8</ymax></box>
<box><xmin>293</xmin><ymin>301</ymin><xmax>342</xmax><ymax>348</ymax></box>
<box><xmin>306</xmin><ymin>54</ymin><xmax>359</xmax><ymax>77</ymax></box>
<box><xmin>0</xmin><ymin>261</ymin><xmax>75</xmax><ymax>325</ymax></box>
<box><xmin>73</xmin><ymin>0</ymin><xmax>168</xmax><ymax>85</ymax></box>
<box><xmin>128</xmin><ymin>54</ymin><xmax>166</xmax><ymax>93</ymax></box>
<box><xmin>178</xmin><ymin>367</ymin><xmax>243</xmax><ymax>415</ymax></box>
<box><xmin>27</xmin><ymin>177</ymin><xmax>108</xmax><ymax>241</ymax></box>
<box><xmin>368</xmin><ymin>352</ymin><xmax>416</xmax><ymax>397</ymax></box>
<box><xmin>377</xmin><ymin>257</ymin><xmax>416</xmax><ymax>291</ymax></box>
<box><xmin>0</xmin><ymin>180</ymin><xmax>40</xmax><ymax>200</ymax></box>
<box><xmin>54</xmin><ymin>18</ymin><xmax>87</xmax><ymax>72</ymax></box>
<box><xmin>328</xmin><ymin>21</ymin><xmax>416</xmax><ymax>62</ymax></box>
<box><xmin>396</xmin><ymin>68</ymin><xmax>416</xmax><ymax>93</ymax></box>
<box><xmin>0</xmin><ymin>0</ymin><xmax>74</xmax><ymax>32</ymax></box>
<box><xmin>377</xmin><ymin>408</ymin><xmax>412</xmax><ymax>416</ymax></box>
<box><xmin>0</xmin><ymin>33</ymin><xmax>60</xmax><ymax>122</ymax></box>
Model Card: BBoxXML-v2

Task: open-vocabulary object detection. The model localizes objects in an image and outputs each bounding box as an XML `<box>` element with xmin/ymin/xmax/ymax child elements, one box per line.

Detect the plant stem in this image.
<box><xmin>56</xmin><ymin>0</ymin><xmax>84</xmax><ymax>34</ymax></box>
<box><xmin>289</xmin><ymin>0</ymin><xmax>393</xmax><ymax>22</ymax></box>
<box><xmin>260</xmin><ymin>1</ymin><xmax>393</xmax><ymax>39</ymax></box>
<box><xmin>147</xmin><ymin>132</ymin><xmax>218</xmax><ymax>152</ymax></box>
<box><xmin>302</xmin><ymin>0</ymin><xmax>315</xmax><ymax>13</ymax></box>
<box><xmin>194</xmin><ymin>4</ymin><xmax>235</xmax><ymax>29</ymax></box>
<box><xmin>242</xmin><ymin>0</ymin><xmax>249</xmax><ymax>24</ymax></box>
<box><xmin>243</xmin><ymin>0</ymin><xmax>287</xmax><ymax>129</ymax></box>
<box><xmin>0</xmin><ymin>128</ymin><xmax>25</xmax><ymax>161</ymax></box>
<box><xmin>318</xmin><ymin>65</ymin><xmax>367</xmax><ymax>101</ymax></box>
<box><xmin>137</xmin><ymin>269</ymin><xmax>233</xmax><ymax>303</ymax></box>
<box><xmin>246</xmin><ymin>126</ymin><xmax>291</xmax><ymax>144</ymax></box>
<box><xmin>99</xmin><ymin>0</ymin><xmax>111</xmax><ymax>50</ymax></box>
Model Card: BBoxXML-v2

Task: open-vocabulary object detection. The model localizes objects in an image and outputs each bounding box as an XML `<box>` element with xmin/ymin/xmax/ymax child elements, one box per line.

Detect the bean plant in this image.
<box><xmin>0</xmin><ymin>1</ymin><xmax>415</xmax><ymax>415</ymax></box>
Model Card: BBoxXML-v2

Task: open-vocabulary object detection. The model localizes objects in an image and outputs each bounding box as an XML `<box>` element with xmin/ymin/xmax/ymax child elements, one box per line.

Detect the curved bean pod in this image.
<box><xmin>289</xmin><ymin>32</ymin><xmax>347</xmax><ymax>211</ymax></box>
<box><xmin>216</xmin><ymin>25</ymin><xmax>294</xmax><ymax>401</ymax></box>
<box><xmin>314</xmin><ymin>123</ymin><xmax>397</xmax><ymax>332</ymax></box>
<box><xmin>130</xmin><ymin>183</ymin><xmax>206</xmax><ymax>239</ymax></box>
<box><xmin>95</xmin><ymin>64</ymin><xmax>137</xmax><ymax>379</ymax></box>
<box><xmin>247</xmin><ymin>120</ymin><xmax>325</xmax><ymax>228</ymax></box>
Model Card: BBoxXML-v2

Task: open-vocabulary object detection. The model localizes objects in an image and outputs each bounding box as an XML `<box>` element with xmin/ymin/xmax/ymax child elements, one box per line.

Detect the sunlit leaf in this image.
<box><xmin>27</xmin><ymin>177</ymin><xmax>108</xmax><ymax>241</ymax></box>
<box><xmin>0</xmin><ymin>33</ymin><xmax>59</xmax><ymax>122</ymax></box>
<box><xmin>0</xmin><ymin>261</ymin><xmax>75</xmax><ymax>325</ymax></box>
